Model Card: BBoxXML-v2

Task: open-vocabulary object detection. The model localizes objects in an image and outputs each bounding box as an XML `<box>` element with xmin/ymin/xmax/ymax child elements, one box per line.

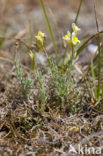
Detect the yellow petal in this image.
<box><xmin>37</xmin><ymin>31</ymin><xmax>45</xmax><ymax>38</ymax></box>
<box><xmin>72</xmin><ymin>32</ymin><xmax>80</xmax><ymax>45</ymax></box>
<box><xmin>72</xmin><ymin>23</ymin><xmax>80</xmax><ymax>33</ymax></box>
<box><xmin>63</xmin><ymin>33</ymin><xmax>71</xmax><ymax>42</ymax></box>
<box><xmin>35</xmin><ymin>35</ymin><xmax>44</xmax><ymax>45</ymax></box>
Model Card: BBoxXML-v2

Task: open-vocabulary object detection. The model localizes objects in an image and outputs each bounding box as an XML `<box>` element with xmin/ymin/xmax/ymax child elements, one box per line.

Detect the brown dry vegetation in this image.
<box><xmin>0</xmin><ymin>0</ymin><xmax>103</xmax><ymax>156</ymax></box>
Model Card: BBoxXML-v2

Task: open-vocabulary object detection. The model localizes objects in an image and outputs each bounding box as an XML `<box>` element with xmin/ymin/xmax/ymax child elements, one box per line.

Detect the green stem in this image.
<box><xmin>72</xmin><ymin>44</ymin><xmax>75</xmax><ymax>61</ymax></box>
<box><xmin>97</xmin><ymin>34</ymin><xmax>101</xmax><ymax>99</ymax></box>
<box><xmin>31</xmin><ymin>58</ymin><xmax>35</xmax><ymax>70</ymax></box>
<box><xmin>39</xmin><ymin>0</ymin><xmax>58</xmax><ymax>65</ymax></box>
<box><xmin>93</xmin><ymin>0</ymin><xmax>101</xmax><ymax>100</ymax></box>
<box><xmin>91</xmin><ymin>57</ymin><xmax>97</xmax><ymax>99</ymax></box>
<box><xmin>63</xmin><ymin>43</ymin><xmax>69</xmax><ymax>65</ymax></box>
<box><xmin>74</xmin><ymin>0</ymin><xmax>83</xmax><ymax>24</ymax></box>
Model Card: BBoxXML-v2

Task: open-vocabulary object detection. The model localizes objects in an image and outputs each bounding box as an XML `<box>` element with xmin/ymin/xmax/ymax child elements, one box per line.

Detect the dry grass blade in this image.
<box><xmin>0</xmin><ymin>34</ymin><xmax>32</xmax><ymax>49</ymax></box>
<box><xmin>14</xmin><ymin>29</ymin><xmax>27</xmax><ymax>39</ymax></box>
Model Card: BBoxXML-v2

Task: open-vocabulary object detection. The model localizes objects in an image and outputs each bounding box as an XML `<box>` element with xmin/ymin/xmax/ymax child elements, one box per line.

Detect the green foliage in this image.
<box><xmin>90</xmin><ymin>50</ymin><xmax>103</xmax><ymax>103</ymax></box>
<box><xmin>36</xmin><ymin>70</ymin><xmax>48</xmax><ymax>112</ymax></box>
<box><xmin>14</xmin><ymin>0</ymin><xmax>103</xmax><ymax>111</ymax></box>
<box><xmin>15</xmin><ymin>61</ymin><xmax>33</xmax><ymax>98</ymax></box>
<box><xmin>76</xmin><ymin>31</ymin><xmax>103</xmax><ymax>104</ymax></box>
<box><xmin>48</xmin><ymin>59</ymin><xmax>70</xmax><ymax>107</ymax></box>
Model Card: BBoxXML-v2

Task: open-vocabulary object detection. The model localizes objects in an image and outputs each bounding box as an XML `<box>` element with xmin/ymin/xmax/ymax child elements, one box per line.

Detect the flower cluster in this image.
<box><xmin>35</xmin><ymin>31</ymin><xmax>45</xmax><ymax>46</ymax></box>
<box><xmin>63</xmin><ymin>23</ymin><xmax>80</xmax><ymax>45</ymax></box>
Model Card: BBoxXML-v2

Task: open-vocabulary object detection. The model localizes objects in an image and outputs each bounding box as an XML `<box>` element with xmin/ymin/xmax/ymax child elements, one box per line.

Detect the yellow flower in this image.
<box><xmin>63</xmin><ymin>24</ymin><xmax>81</xmax><ymax>46</ymax></box>
<box><xmin>37</xmin><ymin>31</ymin><xmax>45</xmax><ymax>38</ymax></box>
<box><xmin>35</xmin><ymin>35</ymin><xmax>44</xmax><ymax>45</ymax></box>
<box><xmin>71</xmin><ymin>32</ymin><xmax>80</xmax><ymax>45</ymax></box>
<box><xmin>72</xmin><ymin>23</ymin><xmax>80</xmax><ymax>33</ymax></box>
<box><xmin>63</xmin><ymin>31</ymin><xmax>71</xmax><ymax>43</ymax></box>
<box><xmin>35</xmin><ymin>31</ymin><xmax>45</xmax><ymax>46</ymax></box>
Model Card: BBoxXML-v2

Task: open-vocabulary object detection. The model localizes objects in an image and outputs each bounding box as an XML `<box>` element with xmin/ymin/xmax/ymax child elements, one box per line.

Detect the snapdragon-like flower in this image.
<box><xmin>63</xmin><ymin>31</ymin><xmax>71</xmax><ymax>43</ymax></box>
<box><xmin>63</xmin><ymin>23</ymin><xmax>80</xmax><ymax>46</ymax></box>
<box><xmin>37</xmin><ymin>31</ymin><xmax>45</xmax><ymax>38</ymax></box>
<box><xmin>71</xmin><ymin>32</ymin><xmax>80</xmax><ymax>45</ymax></box>
<box><xmin>35</xmin><ymin>31</ymin><xmax>45</xmax><ymax>46</ymax></box>
<box><xmin>72</xmin><ymin>23</ymin><xmax>80</xmax><ymax>34</ymax></box>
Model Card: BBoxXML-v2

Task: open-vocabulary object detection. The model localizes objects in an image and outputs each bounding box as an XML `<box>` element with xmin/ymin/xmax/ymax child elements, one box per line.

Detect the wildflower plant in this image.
<box><xmin>48</xmin><ymin>58</ymin><xmax>70</xmax><ymax>108</ymax></box>
<box><xmin>15</xmin><ymin>61</ymin><xmax>33</xmax><ymax>98</ymax></box>
<box><xmin>29</xmin><ymin>31</ymin><xmax>46</xmax><ymax>71</ymax></box>
<box><xmin>62</xmin><ymin>23</ymin><xmax>80</xmax><ymax>67</ymax></box>
<box><xmin>36</xmin><ymin>70</ymin><xmax>48</xmax><ymax>113</ymax></box>
<box><xmin>63</xmin><ymin>23</ymin><xmax>80</xmax><ymax>45</ymax></box>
